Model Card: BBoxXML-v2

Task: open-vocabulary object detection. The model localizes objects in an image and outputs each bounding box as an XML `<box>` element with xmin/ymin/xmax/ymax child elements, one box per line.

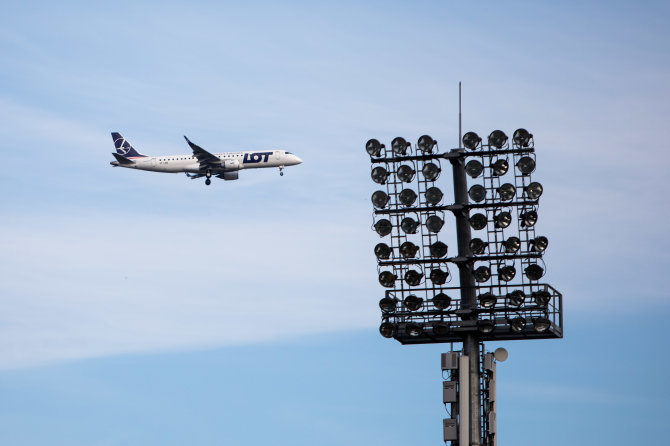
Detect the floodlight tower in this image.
<box><xmin>366</xmin><ymin>107</ymin><xmax>562</xmax><ymax>444</ymax></box>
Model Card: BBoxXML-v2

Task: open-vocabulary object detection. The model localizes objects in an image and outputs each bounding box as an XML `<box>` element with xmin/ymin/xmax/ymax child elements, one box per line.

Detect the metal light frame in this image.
<box><xmin>368</xmin><ymin>131</ymin><xmax>562</xmax><ymax>344</ymax></box>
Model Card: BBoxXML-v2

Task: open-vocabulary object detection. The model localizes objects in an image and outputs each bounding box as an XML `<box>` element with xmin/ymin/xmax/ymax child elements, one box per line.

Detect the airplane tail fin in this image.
<box><xmin>111</xmin><ymin>132</ymin><xmax>147</xmax><ymax>158</ymax></box>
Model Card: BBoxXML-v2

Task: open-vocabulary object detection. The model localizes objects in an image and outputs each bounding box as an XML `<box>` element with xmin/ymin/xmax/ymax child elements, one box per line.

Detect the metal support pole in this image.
<box><xmin>458</xmin><ymin>354</ymin><xmax>470</xmax><ymax>445</ymax></box>
<box><xmin>450</xmin><ymin>152</ymin><xmax>482</xmax><ymax>445</ymax></box>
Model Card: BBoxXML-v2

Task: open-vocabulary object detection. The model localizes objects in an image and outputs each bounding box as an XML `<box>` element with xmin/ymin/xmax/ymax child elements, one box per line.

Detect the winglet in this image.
<box><xmin>183</xmin><ymin>135</ymin><xmax>197</xmax><ymax>149</ymax></box>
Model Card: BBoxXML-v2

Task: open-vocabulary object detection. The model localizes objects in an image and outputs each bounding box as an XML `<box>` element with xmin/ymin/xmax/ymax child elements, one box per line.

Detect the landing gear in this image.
<box><xmin>279</xmin><ymin>165</ymin><xmax>284</xmax><ymax>176</ymax></box>
<box><xmin>205</xmin><ymin>178</ymin><xmax>211</xmax><ymax>186</ymax></box>
<box><xmin>205</xmin><ymin>169</ymin><xmax>212</xmax><ymax>185</ymax></box>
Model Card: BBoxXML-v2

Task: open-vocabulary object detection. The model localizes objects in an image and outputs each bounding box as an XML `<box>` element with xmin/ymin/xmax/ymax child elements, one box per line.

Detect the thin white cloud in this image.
<box><xmin>0</xmin><ymin>212</ymin><xmax>377</xmax><ymax>370</ymax></box>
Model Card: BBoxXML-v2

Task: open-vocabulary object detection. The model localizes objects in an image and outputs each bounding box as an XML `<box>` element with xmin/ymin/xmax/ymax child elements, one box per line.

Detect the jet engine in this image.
<box><xmin>222</xmin><ymin>171</ymin><xmax>239</xmax><ymax>181</ymax></box>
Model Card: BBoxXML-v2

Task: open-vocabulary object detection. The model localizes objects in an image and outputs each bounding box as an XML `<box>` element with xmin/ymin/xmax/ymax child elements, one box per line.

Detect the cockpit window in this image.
<box><xmin>285</xmin><ymin>151</ymin><xmax>292</xmax><ymax>155</ymax></box>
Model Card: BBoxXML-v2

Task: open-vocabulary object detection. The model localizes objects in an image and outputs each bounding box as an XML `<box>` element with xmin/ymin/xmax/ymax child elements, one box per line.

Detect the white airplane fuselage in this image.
<box><xmin>109</xmin><ymin>132</ymin><xmax>302</xmax><ymax>184</ymax></box>
<box><xmin>112</xmin><ymin>150</ymin><xmax>301</xmax><ymax>174</ymax></box>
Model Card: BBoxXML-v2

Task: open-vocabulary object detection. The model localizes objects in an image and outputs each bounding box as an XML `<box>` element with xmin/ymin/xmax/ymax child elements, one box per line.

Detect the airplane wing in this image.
<box><xmin>184</xmin><ymin>136</ymin><xmax>221</xmax><ymax>168</ymax></box>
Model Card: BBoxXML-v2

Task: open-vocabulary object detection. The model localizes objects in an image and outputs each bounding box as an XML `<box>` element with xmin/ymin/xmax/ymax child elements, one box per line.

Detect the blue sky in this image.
<box><xmin>1</xmin><ymin>1</ymin><xmax>669</xmax><ymax>444</ymax></box>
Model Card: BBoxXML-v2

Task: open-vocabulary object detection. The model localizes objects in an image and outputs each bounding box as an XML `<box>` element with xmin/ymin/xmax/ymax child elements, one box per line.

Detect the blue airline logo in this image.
<box><xmin>243</xmin><ymin>152</ymin><xmax>273</xmax><ymax>164</ymax></box>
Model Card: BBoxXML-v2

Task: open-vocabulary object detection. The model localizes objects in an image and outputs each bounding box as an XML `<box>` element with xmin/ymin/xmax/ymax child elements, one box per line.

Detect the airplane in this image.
<box><xmin>109</xmin><ymin>132</ymin><xmax>302</xmax><ymax>185</ymax></box>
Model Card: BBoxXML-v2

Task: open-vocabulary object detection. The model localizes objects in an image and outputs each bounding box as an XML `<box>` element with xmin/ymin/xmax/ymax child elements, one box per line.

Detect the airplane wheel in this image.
<box><xmin>205</xmin><ymin>179</ymin><xmax>211</xmax><ymax>185</ymax></box>
<box><xmin>280</xmin><ymin>171</ymin><xmax>284</xmax><ymax>176</ymax></box>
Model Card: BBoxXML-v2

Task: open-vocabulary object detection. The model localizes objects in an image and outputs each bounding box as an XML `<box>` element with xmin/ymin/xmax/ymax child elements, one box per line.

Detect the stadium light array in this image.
<box><xmin>366</xmin><ymin>129</ymin><xmax>562</xmax><ymax>344</ymax></box>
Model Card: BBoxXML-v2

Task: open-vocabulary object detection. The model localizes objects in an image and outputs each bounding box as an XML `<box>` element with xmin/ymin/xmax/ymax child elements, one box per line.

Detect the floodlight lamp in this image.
<box><xmin>533</xmin><ymin>317</ymin><xmax>551</xmax><ymax>333</ymax></box>
<box><xmin>533</xmin><ymin>290</ymin><xmax>551</xmax><ymax>306</ymax></box>
<box><xmin>374</xmin><ymin>219</ymin><xmax>393</xmax><ymax>237</ymax></box>
<box><xmin>509</xmin><ymin>317</ymin><xmax>527</xmax><ymax>333</ymax></box>
<box><xmin>492</xmin><ymin>159</ymin><xmax>509</xmax><ymax>176</ymax></box>
<box><xmin>379</xmin><ymin>297</ymin><xmax>396</xmax><ymax>313</ymax></box>
<box><xmin>379</xmin><ymin>322</ymin><xmax>396</xmax><ymax>338</ymax></box>
<box><xmin>465</xmin><ymin>159</ymin><xmax>484</xmax><ymax>178</ymax></box>
<box><xmin>525</xmin><ymin>182</ymin><xmax>543</xmax><ymax>200</ymax></box>
<box><xmin>422</xmin><ymin>162</ymin><xmax>441</xmax><ymax>181</ymax></box>
<box><xmin>430</xmin><ymin>268</ymin><xmax>449</xmax><ymax>285</ymax></box>
<box><xmin>525</xmin><ymin>264</ymin><xmax>544</xmax><ymax>281</ymax></box>
<box><xmin>399</xmin><ymin>189</ymin><xmax>418</xmax><ymax>206</ymax></box>
<box><xmin>417</xmin><ymin>135</ymin><xmax>436</xmax><ymax>154</ymax></box>
<box><xmin>366</xmin><ymin>138</ymin><xmax>384</xmax><ymax>157</ymax></box>
<box><xmin>371</xmin><ymin>166</ymin><xmax>389</xmax><ymax>184</ymax></box>
<box><xmin>404</xmin><ymin>270</ymin><xmax>423</xmax><ymax>286</ymax></box>
<box><xmin>520</xmin><ymin>210</ymin><xmax>538</xmax><ymax>228</ymax></box>
<box><xmin>399</xmin><ymin>241</ymin><xmax>419</xmax><ymax>258</ymax></box>
<box><xmin>430</xmin><ymin>241</ymin><xmax>448</xmax><ymax>258</ymax></box>
<box><xmin>530</xmin><ymin>236</ymin><xmax>549</xmax><ymax>253</ymax></box>
<box><xmin>479</xmin><ymin>292</ymin><xmax>497</xmax><ymax>308</ymax></box>
<box><xmin>477</xmin><ymin>319</ymin><xmax>495</xmax><ymax>334</ymax></box>
<box><xmin>494</xmin><ymin>211</ymin><xmax>512</xmax><ymax>229</ymax></box>
<box><xmin>469</xmin><ymin>238</ymin><xmax>488</xmax><ymax>255</ymax></box>
<box><xmin>425</xmin><ymin>187</ymin><xmax>443</xmax><ymax>205</ymax></box>
<box><xmin>378</xmin><ymin>271</ymin><xmax>396</xmax><ymax>287</ymax></box>
<box><xmin>497</xmin><ymin>183</ymin><xmax>516</xmax><ymax>201</ymax></box>
<box><xmin>474</xmin><ymin>265</ymin><xmax>491</xmax><ymax>282</ymax></box>
<box><xmin>507</xmin><ymin>290</ymin><xmax>525</xmax><ymax>307</ymax></box>
<box><xmin>432</xmin><ymin>322</ymin><xmax>450</xmax><ymax>336</ymax></box>
<box><xmin>425</xmin><ymin>215</ymin><xmax>444</xmax><ymax>233</ymax></box>
<box><xmin>374</xmin><ymin>243</ymin><xmax>392</xmax><ymax>260</ymax></box>
<box><xmin>469</xmin><ymin>213</ymin><xmax>488</xmax><ymax>230</ymax></box>
<box><xmin>488</xmin><ymin>130</ymin><xmax>508</xmax><ymax>148</ymax></box>
<box><xmin>516</xmin><ymin>156</ymin><xmax>536</xmax><ymax>175</ymax></box>
<box><xmin>463</xmin><ymin>131</ymin><xmax>481</xmax><ymax>150</ymax></box>
<box><xmin>400</xmin><ymin>217</ymin><xmax>419</xmax><ymax>234</ymax></box>
<box><xmin>498</xmin><ymin>264</ymin><xmax>516</xmax><ymax>282</ymax></box>
<box><xmin>371</xmin><ymin>190</ymin><xmax>390</xmax><ymax>209</ymax></box>
<box><xmin>468</xmin><ymin>184</ymin><xmax>486</xmax><ymax>203</ymax></box>
<box><xmin>404</xmin><ymin>295</ymin><xmax>423</xmax><ymax>311</ymax></box>
<box><xmin>397</xmin><ymin>164</ymin><xmax>415</xmax><ymax>182</ymax></box>
<box><xmin>433</xmin><ymin>293</ymin><xmax>451</xmax><ymax>310</ymax></box>
<box><xmin>513</xmin><ymin>128</ymin><xmax>532</xmax><ymax>147</ymax></box>
<box><xmin>406</xmin><ymin>323</ymin><xmax>423</xmax><ymax>337</ymax></box>
<box><xmin>392</xmin><ymin>136</ymin><xmax>410</xmax><ymax>155</ymax></box>
<box><xmin>502</xmin><ymin>236</ymin><xmax>521</xmax><ymax>253</ymax></box>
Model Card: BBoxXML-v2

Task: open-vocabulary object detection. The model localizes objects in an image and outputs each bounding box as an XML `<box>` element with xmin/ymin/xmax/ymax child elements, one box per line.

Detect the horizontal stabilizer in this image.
<box><xmin>112</xmin><ymin>152</ymin><xmax>136</xmax><ymax>165</ymax></box>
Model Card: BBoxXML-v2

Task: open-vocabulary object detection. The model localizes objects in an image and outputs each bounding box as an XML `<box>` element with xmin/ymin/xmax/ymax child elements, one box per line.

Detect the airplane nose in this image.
<box><xmin>294</xmin><ymin>155</ymin><xmax>303</xmax><ymax>164</ymax></box>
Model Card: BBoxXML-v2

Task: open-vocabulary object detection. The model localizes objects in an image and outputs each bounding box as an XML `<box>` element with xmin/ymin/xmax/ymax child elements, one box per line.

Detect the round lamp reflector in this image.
<box><xmin>422</xmin><ymin>162</ymin><xmax>440</xmax><ymax>181</ymax></box>
<box><xmin>374</xmin><ymin>243</ymin><xmax>392</xmax><ymax>259</ymax></box>
<box><xmin>468</xmin><ymin>184</ymin><xmax>486</xmax><ymax>203</ymax></box>
<box><xmin>469</xmin><ymin>213</ymin><xmax>487</xmax><ymax>230</ymax></box>
<box><xmin>516</xmin><ymin>156</ymin><xmax>536</xmax><ymax>175</ymax></box>
<box><xmin>417</xmin><ymin>135</ymin><xmax>436</xmax><ymax>154</ymax></box>
<box><xmin>371</xmin><ymin>190</ymin><xmax>390</xmax><ymax>209</ymax></box>
<box><xmin>465</xmin><ymin>159</ymin><xmax>484</xmax><ymax>178</ymax></box>
<box><xmin>400</xmin><ymin>217</ymin><xmax>419</xmax><ymax>234</ymax></box>
<box><xmin>488</xmin><ymin>130</ymin><xmax>508</xmax><ymax>148</ymax></box>
<box><xmin>491</xmin><ymin>159</ymin><xmax>509</xmax><ymax>176</ymax></box>
<box><xmin>497</xmin><ymin>183</ymin><xmax>516</xmax><ymax>201</ymax></box>
<box><xmin>397</xmin><ymin>164</ymin><xmax>415</xmax><ymax>182</ymax></box>
<box><xmin>374</xmin><ymin>219</ymin><xmax>392</xmax><ymax>237</ymax></box>
<box><xmin>391</xmin><ymin>136</ymin><xmax>409</xmax><ymax>155</ymax></box>
<box><xmin>463</xmin><ymin>131</ymin><xmax>481</xmax><ymax>150</ymax></box>
<box><xmin>433</xmin><ymin>293</ymin><xmax>452</xmax><ymax>310</ymax></box>
<box><xmin>425</xmin><ymin>215</ymin><xmax>444</xmax><ymax>233</ymax></box>
<box><xmin>366</xmin><ymin>138</ymin><xmax>383</xmax><ymax>157</ymax></box>
<box><xmin>399</xmin><ymin>189</ymin><xmax>418</xmax><ymax>206</ymax></box>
